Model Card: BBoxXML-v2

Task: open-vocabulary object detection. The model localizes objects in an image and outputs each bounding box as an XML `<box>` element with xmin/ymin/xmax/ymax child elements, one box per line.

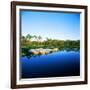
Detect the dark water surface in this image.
<box><xmin>21</xmin><ymin>50</ymin><xmax>80</xmax><ymax>78</ymax></box>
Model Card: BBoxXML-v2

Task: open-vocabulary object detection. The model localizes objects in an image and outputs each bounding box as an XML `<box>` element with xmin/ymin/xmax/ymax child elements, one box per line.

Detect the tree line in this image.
<box><xmin>21</xmin><ymin>34</ymin><xmax>80</xmax><ymax>50</ymax></box>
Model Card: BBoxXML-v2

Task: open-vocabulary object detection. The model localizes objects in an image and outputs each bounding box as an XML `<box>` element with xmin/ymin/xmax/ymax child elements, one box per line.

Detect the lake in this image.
<box><xmin>21</xmin><ymin>50</ymin><xmax>80</xmax><ymax>78</ymax></box>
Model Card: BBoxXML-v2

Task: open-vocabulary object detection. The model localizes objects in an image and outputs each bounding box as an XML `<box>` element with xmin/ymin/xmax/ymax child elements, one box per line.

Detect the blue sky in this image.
<box><xmin>21</xmin><ymin>10</ymin><xmax>80</xmax><ymax>40</ymax></box>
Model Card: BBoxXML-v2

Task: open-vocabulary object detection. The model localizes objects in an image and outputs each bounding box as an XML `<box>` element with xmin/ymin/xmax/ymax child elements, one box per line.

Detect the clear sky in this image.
<box><xmin>21</xmin><ymin>10</ymin><xmax>80</xmax><ymax>40</ymax></box>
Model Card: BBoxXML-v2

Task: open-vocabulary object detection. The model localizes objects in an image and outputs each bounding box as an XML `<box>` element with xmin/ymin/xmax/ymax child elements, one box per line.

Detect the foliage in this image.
<box><xmin>21</xmin><ymin>34</ymin><xmax>80</xmax><ymax>56</ymax></box>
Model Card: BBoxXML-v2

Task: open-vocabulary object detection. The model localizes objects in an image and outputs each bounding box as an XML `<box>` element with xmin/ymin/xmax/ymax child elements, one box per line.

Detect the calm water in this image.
<box><xmin>21</xmin><ymin>50</ymin><xmax>80</xmax><ymax>78</ymax></box>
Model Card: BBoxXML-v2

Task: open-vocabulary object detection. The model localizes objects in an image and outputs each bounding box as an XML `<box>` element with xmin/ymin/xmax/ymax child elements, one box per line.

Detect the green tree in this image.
<box><xmin>26</xmin><ymin>34</ymin><xmax>32</xmax><ymax>41</ymax></box>
<box><xmin>38</xmin><ymin>35</ymin><xmax>42</xmax><ymax>42</ymax></box>
<box><xmin>38</xmin><ymin>35</ymin><xmax>42</xmax><ymax>46</ymax></box>
<box><xmin>33</xmin><ymin>35</ymin><xmax>37</xmax><ymax>41</ymax></box>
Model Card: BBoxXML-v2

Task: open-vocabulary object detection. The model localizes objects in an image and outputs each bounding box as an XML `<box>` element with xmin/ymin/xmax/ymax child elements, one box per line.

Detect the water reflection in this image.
<box><xmin>22</xmin><ymin>48</ymin><xmax>80</xmax><ymax>59</ymax></box>
<box><xmin>21</xmin><ymin>48</ymin><xmax>80</xmax><ymax>78</ymax></box>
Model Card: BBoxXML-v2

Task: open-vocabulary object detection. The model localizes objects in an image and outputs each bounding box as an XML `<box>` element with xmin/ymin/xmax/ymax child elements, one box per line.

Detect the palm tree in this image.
<box><xmin>21</xmin><ymin>36</ymin><xmax>27</xmax><ymax>43</ymax></box>
<box><xmin>21</xmin><ymin>36</ymin><xmax>25</xmax><ymax>41</ymax></box>
<box><xmin>38</xmin><ymin>35</ymin><xmax>42</xmax><ymax>42</ymax></box>
<box><xmin>33</xmin><ymin>35</ymin><xmax>42</xmax><ymax>46</ymax></box>
<box><xmin>26</xmin><ymin>34</ymin><xmax>32</xmax><ymax>41</ymax></box>
<box><xmin>38</xmin><ymin>35</ymin><xmax>42</xmax><ymax>46</ymax></box>
<box><xmin>21</xmin><ymin>36</ymin><xmax>28</xmax><ymax>46</ymax></box>
<box><xmin>46</xmin><ymin>37</ymin><xmax>52</xmax><ymax>45</ymax></box>
<box><xmin>33</xmin><ymin>35</ymin><xmax>37</xmax><ymax>41</ymax></box>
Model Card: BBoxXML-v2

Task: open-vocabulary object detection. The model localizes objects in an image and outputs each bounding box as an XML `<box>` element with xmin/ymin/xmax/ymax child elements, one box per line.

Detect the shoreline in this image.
<box><xmin>29</xmin><ymin>48</ymin><xmax>59</xmax><ymax>55</ymax></box>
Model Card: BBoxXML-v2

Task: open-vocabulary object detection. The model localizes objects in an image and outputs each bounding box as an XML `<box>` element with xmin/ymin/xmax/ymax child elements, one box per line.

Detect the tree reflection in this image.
<box><xmin>22</xmin><ymin>47</ymin><xmax>80</xmax><ymax>59</ymax></box>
